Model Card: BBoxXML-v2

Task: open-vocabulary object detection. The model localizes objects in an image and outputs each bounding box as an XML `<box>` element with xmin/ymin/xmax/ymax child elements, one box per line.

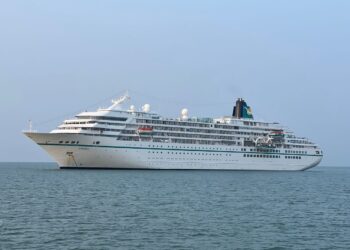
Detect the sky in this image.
<box><xmin>0</xmin><ymin>0</ymin><xmax>349</xmax><ymax>166</ymax></box>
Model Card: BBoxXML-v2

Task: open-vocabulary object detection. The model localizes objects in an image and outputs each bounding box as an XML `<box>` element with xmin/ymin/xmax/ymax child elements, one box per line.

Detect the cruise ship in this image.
<box><xmin>24</xmin><ymin>94</ymin><xmax>323</xmax><ymax>170</ymax></box>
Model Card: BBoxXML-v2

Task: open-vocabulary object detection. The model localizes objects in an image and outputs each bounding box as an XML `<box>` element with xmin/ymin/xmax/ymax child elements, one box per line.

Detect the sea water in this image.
<box><xmin>0</xmin><ymin>163</ymin><xmax>349</xmax><ymax>249</ymax></box>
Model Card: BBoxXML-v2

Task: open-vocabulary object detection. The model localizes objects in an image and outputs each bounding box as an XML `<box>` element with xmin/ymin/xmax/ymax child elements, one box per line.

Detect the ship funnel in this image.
<box><xmin>232</xmin><ymin>98</ymin><xmax>253</xmax><ymax>119</ymax></box>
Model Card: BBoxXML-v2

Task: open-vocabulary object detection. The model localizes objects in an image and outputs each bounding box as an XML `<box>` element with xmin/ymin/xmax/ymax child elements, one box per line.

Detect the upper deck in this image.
<box><xmin>49</xmin><ymin>94</ymin><xmax>320</xmax><ymax>151</ymax></box>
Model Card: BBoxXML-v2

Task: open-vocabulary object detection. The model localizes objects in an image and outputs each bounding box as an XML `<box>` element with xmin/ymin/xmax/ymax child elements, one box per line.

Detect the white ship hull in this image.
<box><xmin>25</xmin><ymin>132</ymin><xmax>322</xmax><ymax>171</ymax></box>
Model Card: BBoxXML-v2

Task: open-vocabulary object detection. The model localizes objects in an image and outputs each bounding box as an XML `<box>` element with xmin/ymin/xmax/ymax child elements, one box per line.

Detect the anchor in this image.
<box><xmin>66</xmin><ymin>152</ymin><xmax>78</xmax><ymax>167</ymax></box>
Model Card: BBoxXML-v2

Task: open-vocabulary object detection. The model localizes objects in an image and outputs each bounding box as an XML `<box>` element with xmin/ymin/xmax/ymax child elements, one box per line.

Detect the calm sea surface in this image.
<box><xmin>0</xmin><ymin>163</ymin><xmax>349</xmax><ymax>250</ymax></box>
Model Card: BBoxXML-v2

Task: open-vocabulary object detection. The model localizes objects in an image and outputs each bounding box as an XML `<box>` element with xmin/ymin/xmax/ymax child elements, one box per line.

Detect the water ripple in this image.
<box><xmin>0</xmin><ymin>163</ymin><xmax>350</xmax><ymax>249</ymax></box>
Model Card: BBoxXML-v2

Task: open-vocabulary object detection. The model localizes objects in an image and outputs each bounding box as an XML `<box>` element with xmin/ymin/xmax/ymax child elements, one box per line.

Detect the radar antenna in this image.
<box><xmin>108</xmin><ymin>91</ymin><xmax>130</xmax><ymax>110</ymax></box>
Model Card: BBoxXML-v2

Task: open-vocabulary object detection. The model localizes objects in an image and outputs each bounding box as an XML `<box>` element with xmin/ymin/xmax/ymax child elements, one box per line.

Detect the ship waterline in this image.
<box><xmin>24</xmin><ymin>95</ymin><xmax>322</xmax><ymax>171</ymax></box>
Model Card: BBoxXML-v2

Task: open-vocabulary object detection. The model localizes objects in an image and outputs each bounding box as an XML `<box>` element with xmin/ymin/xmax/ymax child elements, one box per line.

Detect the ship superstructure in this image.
<box><xmin>24</xmin><ymin>94</ymin><xmax>322</xmax><ymax>170</ymax></box>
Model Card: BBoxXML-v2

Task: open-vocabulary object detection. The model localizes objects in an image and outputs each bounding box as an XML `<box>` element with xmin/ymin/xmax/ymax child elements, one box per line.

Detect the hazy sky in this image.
<box><xmin>1</xmin><ymin>0</ymin><xmax>349</xmax><ymax>166</ymax></box>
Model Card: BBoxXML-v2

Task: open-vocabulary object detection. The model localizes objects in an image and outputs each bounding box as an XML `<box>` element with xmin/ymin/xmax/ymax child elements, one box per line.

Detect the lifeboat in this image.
<box><xmin>269</xmin><ymin>130</ymin><xmax>285</xmax><ymax>138</ymax></box>
<box><xmin>137</xmin><ymin>126</ymin><xmax>153</xmax><ymax>135</ymax></box>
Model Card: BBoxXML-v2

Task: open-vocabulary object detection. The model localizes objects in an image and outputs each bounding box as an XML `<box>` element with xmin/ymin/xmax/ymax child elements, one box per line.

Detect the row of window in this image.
<box><xmin>59</xmin><ymin>140</ymin><xmax>79</xmax><ymax>144</ymax></box>
<box><xmin>58</xmin><ymin>127</ymin><xmax>78</xmax><ymax>130</ymax></box>
<box><xmin>64</xmin><ymin>121</ymin><xmax>125</xmax><ymax>126</ymax></box>
<box><xmin>243</xmin><ymin>121</ymin><xmax>269</xmax><ymax>126</ymax></box>
<box><xmin>243</xmin><ymin>154</ymin><xmax>281</xmax><ymax>159</ymax></box>
<box><xmin>59</xmin><ymin>127</ymin><xmax>122</xmax><ymax>133</ymax></box>
<box><xmin>146</xmin><ymin>145</ymin><xmax>224</xmax><ymax>150</ymax></box>
<box><xmin>78</xmin><ymin>116</ymin><xmax>128</xmax><ymax>121</ymax></box>
<box><xmin>82</xmin><ymin>127</ymin><xmax>121</xmax><ymax>132</ymax></box>
<box><xmin>118</xmin><ymin>136</ymin><xmax>242</xmax><ymax>146</ymax></box>
<box><xmin>137</xmin><ymin>119</ymin><xmax>274</xmax><ymax>132</ymax></box>
<box><xmin>131</xmin><ymin>127</ymin><xmax>246</xmax><ymax>137</ymax></box>
<box><xmin>251</xmin><ymin>148</ymin><xmax>281</xmax><ymax>153</ymax></box>
<box><xmin>58</xmin><ymin>140</ymin><xmax>100</xmax><ymax>145</ymax></box>
<box><xmin>140</xmin><ymin>119</ymin><xmax>211</xmax><ymax>128</ymax></box>
<box><xmin>141</xmin><ymin>125</ymin><xmax>263</xmax><ymax>137</ymax></box>
<box><xmin>288</xmin><ymin>139</ymin><xmax>312</xmax><ymax>145</ymax></box>
<box><xmin>147</xmin><ymin>157</ymin><xmax>243</xmax><ymax>162</ymax></box>
<box><xmin>138</xmin><ymin>131</ymin><xmax>240</xmax><ymax>141</ymax></box>
<box><xmin>148</xmin><ymin>151</ymin><xmax>224</xmax><ymax>156</ymax></box>
<box><xmin>135</xmin><ymin>122</ymin><xmax>273</xmax><ymax>136</ymax></box>
<box><xmin>285</xmin><ymin>150</ymin><xmax>307</xmax><ymax>154</ymax></box>
<box><xmin>285</xmin><ymin>156</ymin><xmax>302</xmax><ymax>159</ymax></box>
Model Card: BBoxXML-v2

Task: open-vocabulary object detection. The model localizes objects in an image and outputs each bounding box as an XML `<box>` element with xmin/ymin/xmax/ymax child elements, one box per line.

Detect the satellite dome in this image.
<box><xmin>129</xmin><ymin>105</ymin><xmax>136</xmax><ymax>112</ymax></box>
<box><xmin>181</xmin><ymin>108</ymin><xmax>189</xmax><ymax>119</ymax></box>
<box><xmin>142</xmin><ymin>104</ymin><xmax>151</xmax><ymax>112</ymax></box>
